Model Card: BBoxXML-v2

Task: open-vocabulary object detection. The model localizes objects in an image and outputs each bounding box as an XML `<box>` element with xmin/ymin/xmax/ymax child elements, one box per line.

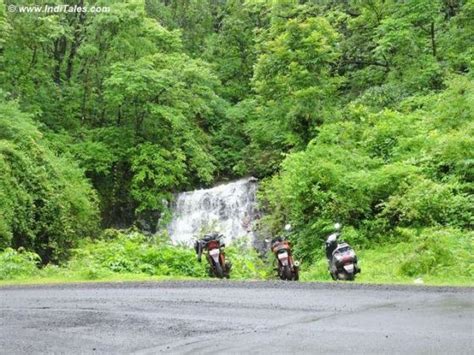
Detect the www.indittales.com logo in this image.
<box><xmin>7</xmin><ymin>3</ymin><xmax>110</xmax><ymax>13</ymax></box>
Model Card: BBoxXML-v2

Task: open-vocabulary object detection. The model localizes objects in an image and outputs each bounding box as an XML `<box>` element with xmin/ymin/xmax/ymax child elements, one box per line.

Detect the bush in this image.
<box><xmin>69</xmin><ymin>231</ymin><xmax>207</xmax><ymax>278</ymax></box>
<box><xmin>381</xmin><ymin>179</ymin><xmax>472</xmax><ymax>228</ymax></box>
<box><xmin>398</xmin><ymin>228</ymin><xmax>472</xmax><ymax>278</ymax></box>
<box><xmin>69</xmin><ymin>229</ymin><xmax>268</xmax><ymax>279</ymax></box>
<box><xmin>0</xmin><ymin>100</ymin><xmax>99</xmax><ymax>263</ymax></box>
<box><xmin>0</xmin><ymin>230</ymin><xmax>272</xmax><ymax>281</ymax></box>
<box><xmin>258</xmin><ymin>79</ymin><xmax>473</xmax><ymax>263</ymax></box>
<box><xmin>67</xmin><ymin>231</ymin><xmax>269</xmax><ymax>280</ymax></box>
<box><xmin>301</xmin><ymin>227</ymin><xmax>473</xmax><ymax>284</ymax></box>
<box><xmin>225</xmin><ymin>238</ymin><xmax>270</xmax><ymax>279</ymax></box>
<box><xmin>0</xmin><ymin>248</ymin><xmax>40</xmax><ymax>280</ymax></box>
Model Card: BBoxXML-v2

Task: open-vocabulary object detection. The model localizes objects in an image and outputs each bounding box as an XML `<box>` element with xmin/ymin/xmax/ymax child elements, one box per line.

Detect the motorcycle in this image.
<box><xmin>326</xmin><ymin>223</ymin><xmax>360</xmax><ymax>281</ymax></box>
<box><xmin>196</xmin><ymin>233</ymin><xmax>231</xmax><ymax>279</ymax></box>
<box><xmin>269</xmin><ymin>224</ymin><xmax>299</xmax><ymax>281</ymax></box>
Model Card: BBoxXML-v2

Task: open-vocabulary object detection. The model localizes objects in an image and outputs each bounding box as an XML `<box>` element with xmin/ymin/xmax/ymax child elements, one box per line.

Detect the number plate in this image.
<box><xmin>278</xmin><ymin>252</ymin><xmax>288</xmax><ymax>259</ymax></box>
<box><xmin>343</xmin><ymin>264</ymin><xmax>354</xmax><ymax>273</ymax></box>
<box><xmin>209</xmin><ymin>249</ymin><xmax>220</xmax><ymax>256</ymax></box>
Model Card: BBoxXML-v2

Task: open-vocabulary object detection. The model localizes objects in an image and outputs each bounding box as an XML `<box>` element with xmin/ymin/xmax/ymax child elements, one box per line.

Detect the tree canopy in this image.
<box><xmin>0</xmin><ymin>0</ymin><xmax>472</xmax><ymax>263</ymax></box>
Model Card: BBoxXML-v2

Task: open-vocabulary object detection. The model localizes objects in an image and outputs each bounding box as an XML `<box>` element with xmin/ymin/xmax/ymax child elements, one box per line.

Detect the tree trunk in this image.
<box><xmin>430</xmin><ymin>22</ymin><xmax>437</xmax><ymax>58</ymax></box>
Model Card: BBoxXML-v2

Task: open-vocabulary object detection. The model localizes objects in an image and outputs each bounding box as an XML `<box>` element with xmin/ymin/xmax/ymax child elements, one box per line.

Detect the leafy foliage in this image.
<box><xmin>1</xmin><ymin>0</ymin><xmax>472</xmax><ymax>284</ymax></box>
<box><xmin>301</xmin><ymin>227</ymin><xmax>473</xmax><ymax>285</ymax></box>
<box><xmin>69</xmin><ymin>231</ymin><xmax>207</xmax><ymax>278</ymax></box>
<box><xmin>2</xmin><ymin>1</ymin><xmax>224</xmax><ymax>229</ymax></box>
<box><xmin>259</xmin><ymin>77</ymin><xmax>473</xmax><ymax>263</ymax></box>
<box><xmin>0</xmin><ymin>231</ymin><xmax>269</xmax><ymax>281</ymax></box>
<box><xmin>0</xmin><ymin>100</ymin><xmax>99</xmax><ymax>263</ymax></box>
<box><xmin>0</xmin><ymin>248</ymin><xmax>40</xmax><ymax>280</ymax></box>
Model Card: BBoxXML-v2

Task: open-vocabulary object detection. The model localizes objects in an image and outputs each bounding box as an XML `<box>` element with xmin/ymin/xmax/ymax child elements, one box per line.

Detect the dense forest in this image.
<box><xmin>0</xmin><ymin>0</ymin><xmax>472</xmax><ymax>282</ymax></box>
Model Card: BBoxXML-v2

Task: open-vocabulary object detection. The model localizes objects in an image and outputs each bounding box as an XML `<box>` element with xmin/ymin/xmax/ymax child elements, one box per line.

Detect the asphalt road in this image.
<box><xmin>0</xmin><ymin>281</ymin><xmax>472</xmax><ymax>354</ymax></box>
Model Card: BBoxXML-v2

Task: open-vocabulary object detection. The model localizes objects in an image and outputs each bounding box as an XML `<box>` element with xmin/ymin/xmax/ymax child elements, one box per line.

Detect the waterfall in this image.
<box><xmin>167</xmin><ymin>177</ymin><xmax>259</xmax><ymax>246</ymax></box>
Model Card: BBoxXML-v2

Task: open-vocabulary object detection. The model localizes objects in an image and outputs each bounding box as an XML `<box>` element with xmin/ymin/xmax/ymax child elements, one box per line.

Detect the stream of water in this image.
<box><xmin>167</xmin><ymin>177</ymin><xmax>259</xmax><ymax>245</ymax></box>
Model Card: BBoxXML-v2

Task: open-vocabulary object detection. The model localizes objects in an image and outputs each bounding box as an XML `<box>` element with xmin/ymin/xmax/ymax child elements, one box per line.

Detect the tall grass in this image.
<box><xmin>1</xmin><ymin>228</ymin><xmax>472</xmax><ymax>285</ymax></box>
<box><xmin>301</xmin><ymin>227</ymin><xmax>473</xmax><ymax>285</ymax></box>
<box><xmin>0</xmin><ymin>230</ymin><xmax>269</xmax><ymax>282</ymax></box>
<box><xmin>0</xmin><ymin>248</ymin><xmax>40</xmax><ymax>280</ymax></box>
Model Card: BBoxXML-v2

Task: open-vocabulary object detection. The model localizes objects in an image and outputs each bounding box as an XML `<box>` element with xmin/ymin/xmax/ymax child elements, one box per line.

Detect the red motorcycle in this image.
<box><xmin>195</xmin><ymin>233</ymin><xmax>231</xmax><ymax>279</ymax></box>
<box><xmin>270</xmin><ymin>225</ymin><xmax>299</xmax><ymax>281</ymax></box>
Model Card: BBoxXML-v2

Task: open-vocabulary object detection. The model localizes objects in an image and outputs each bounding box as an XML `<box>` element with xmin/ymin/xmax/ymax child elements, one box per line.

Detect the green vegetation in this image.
<box><xmin>0</xmin><ymin>231</ymin><xmax>267</xmax><ymax>282</ymax></box>
<box><xmin>260</xmin><ymin>77</ymin><xmax>473</xmax><ymax>263</ymax></box>
<box><xmin>0</xmin><ymin>0</ymin><xmax>472</xmax><ymax>286</ymax></box>
<box><xmin>301</xmin><ymin>228</ymin><xmax>473</xmax><ymax>285</ymax></box>
<box><xmin>0</xmin><ymin>100</ymin><xmax>99</xmax><ymax>263</ymax></box>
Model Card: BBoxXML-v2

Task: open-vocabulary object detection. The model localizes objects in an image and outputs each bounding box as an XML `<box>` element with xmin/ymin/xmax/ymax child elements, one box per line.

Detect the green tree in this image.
<box><xmin>259</xmin><ymin>78</ymin><xmax>473</xmax><ymax>262</ymax></box>
<box><xmin>2</xmin><ymin>1</ymin><xmax>225</xmax><ymax>228</ymax></box>
<box><xmin>246</xmin><ymin>4</ymin><xmax>341</xmax><ymax>175</ymax></box>
<box><xmin>0</xmin><ymin>99</ymin><xmax>99</xmax><ymax>263</ymax></box>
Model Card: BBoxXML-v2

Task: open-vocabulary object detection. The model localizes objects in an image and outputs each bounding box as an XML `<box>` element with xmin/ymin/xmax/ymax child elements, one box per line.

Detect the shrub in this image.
<box><xmin>69</xmin><ymin>231</ymin><xmax>207</xmax><ymax>278</ymax></box>
<box><xmin>300</xmin><ymin>227</ymin><xmax>473</xmax><ymax>284</ymax></box>
<box><xmin>68</xmin><ymin>231</ymin><xmax>269</xmax><ymax>280</ymax></box>
<box><xmin>0</xmin><ymin>100</ymin><xmax>99</xmax><ymax>263</ymax></box>
<box><xmin>398</xmin><ymin>228</ymin><xmax>473</xmax><ymax>278</ymax></box>
<box><xmin>0</xmin><ymin>248</ymin><xmax>40</xmax><ymax>280</ymax></box>
<box><xmin>225</xmin><ymin>238</ymin><xmax>270</xmax><ymax>279</ymax></box>
<box><xmin>259</xmin><ymin>79</ymin><xmax>473</xmax><ymax>264</ymax></box>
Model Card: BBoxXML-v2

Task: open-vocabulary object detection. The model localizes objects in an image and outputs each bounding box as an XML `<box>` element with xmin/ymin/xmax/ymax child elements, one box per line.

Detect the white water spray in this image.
<box><xmin>167</xmin><ymin>178</ymin><xmax>259</xmax><ymax>245</ymax></box>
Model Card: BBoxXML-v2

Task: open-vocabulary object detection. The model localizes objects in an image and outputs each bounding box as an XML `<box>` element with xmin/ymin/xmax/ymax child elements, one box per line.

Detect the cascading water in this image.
<box><xmin>167</xmin><ymin>177</ymin><xmax>259</xmax><ymax>245</ymax></box>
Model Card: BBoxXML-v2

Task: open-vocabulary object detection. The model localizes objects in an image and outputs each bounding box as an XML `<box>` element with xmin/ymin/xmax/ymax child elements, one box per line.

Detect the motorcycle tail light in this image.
<box><xmin>342</xmin><ymin>255</ymin><xmax>353</xmax><ymax>264</ymax></box>
<box><xmin>272</xmin><ymin>241</ymin><xmax>290</xmax><ymax>253</ymax></box>
<box><xmin>207</xmin><ymin>240</ymin><xmax>219</xmax><ymax>250</ymax></box>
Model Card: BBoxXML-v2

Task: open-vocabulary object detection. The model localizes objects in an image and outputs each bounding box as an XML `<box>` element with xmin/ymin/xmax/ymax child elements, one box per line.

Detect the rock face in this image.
<box><xmin>167</xmin><ymin>178</ymin><xmax>259</xmax><ymax>245</ymax></box>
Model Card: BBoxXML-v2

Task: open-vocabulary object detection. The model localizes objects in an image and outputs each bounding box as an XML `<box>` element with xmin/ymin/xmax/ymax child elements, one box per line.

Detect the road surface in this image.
<box><xmin>1</xmin><ymin>281</ymin><xmax>472</xmax><ymax>354</ymax></box>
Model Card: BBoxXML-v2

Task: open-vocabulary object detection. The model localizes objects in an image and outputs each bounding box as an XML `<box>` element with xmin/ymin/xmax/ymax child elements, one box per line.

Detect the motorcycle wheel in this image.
<box><xmin>293</xmin><ymin>269</ymin><xmax>299</xmax><ymax>281</ymax></box>
<box><xmin>282</xmin><ymin>265</ymin><xmax>292</xmax><ymax>280</ymax></box>
<box><xmin>224</xmin><ymin>262</ymin><xmax>231</xmax><ymax>279</ymax></box>
<box><xmin>329</xmin><ymin>261</ymin><xmax>337</xmax><ymax>281</ymax></box>
<box><xmin>214</xmin><ymin>263</ymin><xmax>224</xmax><ymax>278</ymax></box>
